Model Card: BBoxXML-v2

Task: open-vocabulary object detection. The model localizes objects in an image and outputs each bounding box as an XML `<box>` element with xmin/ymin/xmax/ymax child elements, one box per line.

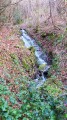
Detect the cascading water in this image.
<box><xmin>20</xmin><ymin>29</ymin><xmax>50</xmax><ymax>87</ymax></box>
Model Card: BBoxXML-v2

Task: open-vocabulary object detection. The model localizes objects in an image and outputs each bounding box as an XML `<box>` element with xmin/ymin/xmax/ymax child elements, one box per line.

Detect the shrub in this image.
<box><xmin>0</xmin><ymin>76</ymin><xmax>66</xmax><ymax>120</ymax></box>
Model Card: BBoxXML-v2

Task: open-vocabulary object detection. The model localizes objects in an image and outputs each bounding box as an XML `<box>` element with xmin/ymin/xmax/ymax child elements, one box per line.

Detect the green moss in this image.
<box><xmin>16</xmin><ymin>19</ymin><xmax>23</xmax><ymax>24</ymax></box>
<box><xmin>38</xmin><ymin>64</ymin><xmax>47</xmax><ymax>71</ymax></box>
<box><xmin>28</xmin><ymin>46</ymin><xmax>35</xmax><ymax>53</ymax></box>
<box><xmin>22</xmin><ymin>55</ymin><xmax>35</xmax><ymax>71</ymax></box>
<box><xmin>10</xmin><ymin>53</ymin><xmax>19</xmax><ymax>65</ymax></box>
<box><xmin>52</xmin><ymin>54</ymin><xmax>59</xmax><ymax>71</ymax></box>
<box><xmin>22</xmin><ymin>59</ymin><xmax>30</xmax><ymax>71</ymax></box>
<box><xmin>20</xmin><ymin>40</ymin><xmax>25</xmax><ymax>46</ymax></box>
<box><xmin>0</xmin><ymin>61</ymin><xmax>3</xmax><ymax>66</ymax></box>
<box><xmin>22</xmin><ymin>48</ymin><xmax>36</xmax><ymax>72</ymax></box>
<box><xmin>47</xmin><ymin>33</ymin><xmax>56</xmax><ymax>40</ymax></box>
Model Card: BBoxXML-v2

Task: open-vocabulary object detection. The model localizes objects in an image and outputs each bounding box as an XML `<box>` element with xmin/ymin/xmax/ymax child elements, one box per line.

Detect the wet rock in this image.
<box><xmin>20</xmin><ymin>29</ymin><xmax>51</xmax><ymax>87</ymax></box>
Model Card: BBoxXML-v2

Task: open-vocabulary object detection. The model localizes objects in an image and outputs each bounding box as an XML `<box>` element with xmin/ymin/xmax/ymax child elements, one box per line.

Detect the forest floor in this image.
<box><xmin>0</xmin><ymin>24</ymin><xmax>67</xmax><ymax>119</ymax></box>
<box><xmin>0</xmin><ymin>23</ymin><xmax>67</xmax><ymax>85</ymax></box>
<box><xmin>21</xmin><ymin>23</ymin><xmax>67</xmax><ymax>85</ymax></box>
<box><xmin>0</xmin><ymin>25</ymin><xmax>36</xmax><ymax>96</ymax></box>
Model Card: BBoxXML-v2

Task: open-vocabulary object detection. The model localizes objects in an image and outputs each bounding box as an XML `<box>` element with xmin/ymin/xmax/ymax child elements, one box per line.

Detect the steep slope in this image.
<box><xmin>0</xmin><ymin>25</ymin><xmax>36</xmax><ymax>86</ymax></box>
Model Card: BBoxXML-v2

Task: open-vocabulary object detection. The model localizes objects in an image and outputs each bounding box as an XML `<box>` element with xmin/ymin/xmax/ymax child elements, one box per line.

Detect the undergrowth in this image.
<box><xmin>0</xmin><ymin>25</ymin><xmax>67</xmax><ymax>120</ymax></box>
<box><xmin>0</xmin><ymin>76</ymin><xmax>67</xmax><ymax>120</ymax></box>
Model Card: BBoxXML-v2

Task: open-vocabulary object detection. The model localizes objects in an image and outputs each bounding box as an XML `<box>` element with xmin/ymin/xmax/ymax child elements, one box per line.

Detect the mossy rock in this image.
<box><xmin>22</xmin><ymin>55</ymin><xmax>35</xmax><ymax>71</ymax></box>
<box><xmin>28</xmin><ymin>46</ymin><xmax>35</xmax><ymax>53</ymax></box>
<box><xmin>38</xmin><ymin>63</ymin><xmax>47</xmax><ymax>71</ymax></box>
<box><xmin>22</xmin><ymin>48</ymin><xmax>36</xmax><ymax>72</ymax></box>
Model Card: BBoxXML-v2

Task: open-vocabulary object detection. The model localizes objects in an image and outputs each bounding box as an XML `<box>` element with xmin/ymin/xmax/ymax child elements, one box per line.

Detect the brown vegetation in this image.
<box><xmin>0</xmin><ymin>25</ymin><xmax>36</xmax><ymax>82</ymax></box>
<box><xmin>0</xmin><ymin>0</ymin><xmax>67</xmax><ymax>31</ymax></box>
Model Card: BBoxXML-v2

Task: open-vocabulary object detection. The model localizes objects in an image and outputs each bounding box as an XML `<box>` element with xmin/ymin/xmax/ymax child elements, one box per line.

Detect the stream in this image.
<box><xmin>20</xmin><ymin>29</ymin><xmax>50</xmax><ymax>88</ymax></box>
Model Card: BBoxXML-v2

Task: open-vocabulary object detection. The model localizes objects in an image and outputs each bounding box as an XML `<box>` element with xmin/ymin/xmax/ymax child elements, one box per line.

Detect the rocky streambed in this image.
<box><xmin>20</xmin><ymin>29</ymin><xmax>50</xmax><ymax>87</ymax></box>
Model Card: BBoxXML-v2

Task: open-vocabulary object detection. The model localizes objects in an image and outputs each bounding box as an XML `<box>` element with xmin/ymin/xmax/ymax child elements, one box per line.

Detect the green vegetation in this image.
<box><xmin>0</xmin><ymin>77</ymin><xmax>67</xmax><ymax>120</ymax></box>
<box><xmin>0</xmin><ymin>0</ymin><xmax>67</xmax><ymax>119</ymax></box>
<box><xmin>22</xmin><ymin>47</ymin><xmax>36</xmax><ymax>73</ymax></box>
<box><xmin>38</xmin><ymin>64</ymin><xmax>47</xmax><ymax>71</ymax></box>
<box><xmin>0</xmin><ymin>61</ymin><xmax>3</xmax><ymax>66</ymax></box>
<box><xmin>36</xmin><ymin>40</ymin><xmax>42</xmax><ymax>47</ymax></box>
<box><xmin>10</xmin><ymin>53</ymin><xmax>19</xmax><ymax>65</ymax></box>
<box><xmin>0</xmin><ymin>25</ymin><xmax>67</xmax><ymax>120</ymax></box>
<box><xmin>54</xmin><ymin>34</ymin><xmax>64</xmax><ymax>45</ymax></box>
<box><xmin>48</xmin><ymin>53</ymin><xmax>60</xmax><ymax>77</ymax></box>
<box><xmin>52</xmin><ymin>54</ymin><xmax>59</xmax><ymax>71</ymax></box>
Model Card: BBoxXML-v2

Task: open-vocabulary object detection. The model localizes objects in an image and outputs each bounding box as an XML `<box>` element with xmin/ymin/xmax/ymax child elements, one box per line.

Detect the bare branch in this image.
<box><xmin>0</xmin><ymin>0</ymin><xmax>23</xmax><ymax>9</ymax></box>
<box><xmin>0</xmin><ymin>0</ymin><xmax>23</xmax><ymax>15</ymax></box>
<box><xmin>49</xmin><ymin>0</ymin><xmax>61</xmax><ymax>30</ymax></box>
